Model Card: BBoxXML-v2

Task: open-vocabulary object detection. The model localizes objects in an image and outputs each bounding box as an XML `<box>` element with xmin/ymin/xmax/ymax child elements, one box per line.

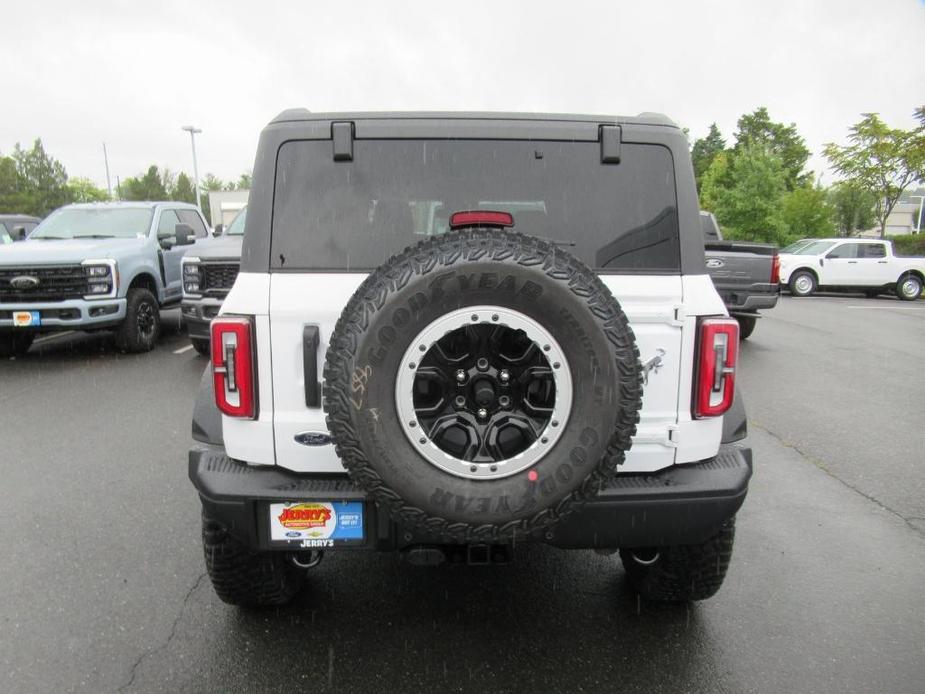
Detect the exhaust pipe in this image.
<box><xmin>288</xmin><ymin>550</ymin><xmax>324</xmax><ymax>569</ymax></box>
<box><xmin>629</xmin><ymin>548</ymin><xmax>660</xmax><ymax>566</ymax></box>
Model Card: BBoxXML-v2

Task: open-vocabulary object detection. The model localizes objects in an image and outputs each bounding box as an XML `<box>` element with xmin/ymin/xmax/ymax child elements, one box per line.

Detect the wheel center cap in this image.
<box><xmin>473</xmin><ymin>379</ymin><xmax>496</xmax><ymax>406</ymax></box>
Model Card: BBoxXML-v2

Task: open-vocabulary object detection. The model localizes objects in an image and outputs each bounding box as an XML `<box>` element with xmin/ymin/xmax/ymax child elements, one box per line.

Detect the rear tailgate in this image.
<box><xmin>705</xmin><ymin>241</ymin><xmax>778</xmax><ymax>309</ymax></box>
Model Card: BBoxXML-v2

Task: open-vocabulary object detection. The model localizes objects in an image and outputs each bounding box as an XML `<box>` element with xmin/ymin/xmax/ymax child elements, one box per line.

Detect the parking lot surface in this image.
<box><xmin>1</xmin><ymin>298</ymin><xmax>923</xmax><ymax>693</ymax></box>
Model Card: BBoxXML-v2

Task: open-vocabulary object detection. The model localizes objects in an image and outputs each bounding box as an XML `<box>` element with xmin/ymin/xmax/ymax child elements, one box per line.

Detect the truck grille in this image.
<box><xmin>0</xmin><ymin>265</ymin><xmax>89</xmax><ymax>302</ymax></box>
<box><xmin>201</xmin><ymin>262</ymin><xmax>240</xmax><ymax>297</ymax></box>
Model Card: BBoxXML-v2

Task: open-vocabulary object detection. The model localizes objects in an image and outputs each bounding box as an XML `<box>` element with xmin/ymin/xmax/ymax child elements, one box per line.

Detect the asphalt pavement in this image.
<box><xmin>0</xmin><ymin>298</ymin><xmax>923</xmax><ymax>694</ymax></box>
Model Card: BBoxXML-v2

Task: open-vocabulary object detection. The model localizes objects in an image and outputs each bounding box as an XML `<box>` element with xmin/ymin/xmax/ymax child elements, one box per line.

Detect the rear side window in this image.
<box><xmin>271</xmin><ymin>139</ymin><xmax>680</xmax><ymax>272</ymax></box>
<box><xmin>860</xmin><ymin>243</ymin><xmax>886</xmax><ymax>258</ymax></box>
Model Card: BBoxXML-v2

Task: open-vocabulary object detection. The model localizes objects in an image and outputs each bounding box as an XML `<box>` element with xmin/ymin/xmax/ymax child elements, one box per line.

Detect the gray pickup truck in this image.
<box><xmin>701</xmin><ymin>212</ymin><xmax>780</xmax><ymax>339</ymax></box>
<box><xmin>180</xmin><ymin>205</ymin><xmax>245</xmax><ymax>355</ymax></box>
<box><xmin>0</xmin><ymin>201</ymin><xmax>211</xmax><ymax>357</ymax></box>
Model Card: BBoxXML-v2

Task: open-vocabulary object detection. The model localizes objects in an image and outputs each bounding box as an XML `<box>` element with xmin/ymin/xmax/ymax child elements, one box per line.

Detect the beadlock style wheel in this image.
<box><xmin>396</xmin><ymin>306</ymin><xmax>572</xmax><ymax>480</ymax></box>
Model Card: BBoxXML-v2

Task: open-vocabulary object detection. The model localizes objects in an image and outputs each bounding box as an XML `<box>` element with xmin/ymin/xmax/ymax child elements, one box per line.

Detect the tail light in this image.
<box><xmin>449</xmin><ymin>210</ymin><xmax>514</xmax><ymax>229</ymax></box>
<box><xmin>770</xmin><ymin>254</ymin><xmax>781</xmax><ymax>285</ymax></box>
<box><xmin>211</xmin><ymin>316</ymin><xmax>257</xmax><ymax>418</ymax></box>
<box><xmin>693</xmin><ymin>318</ymin><xmax>738</xmax><ymax>419</ymax></box>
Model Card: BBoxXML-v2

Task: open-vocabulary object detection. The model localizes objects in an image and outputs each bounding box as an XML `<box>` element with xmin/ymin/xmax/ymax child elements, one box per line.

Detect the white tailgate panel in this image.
<box><xmin>269</xmin><ymin>273</ymin><xmax>701</xmax><ymax>474</ymax></box>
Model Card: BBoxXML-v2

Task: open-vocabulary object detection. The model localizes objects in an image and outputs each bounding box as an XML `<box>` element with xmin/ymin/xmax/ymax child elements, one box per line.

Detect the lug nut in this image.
<box><xmin>476</xmin><ymin>358</ymin><xmax>489</xmax><ymax>372</ymax></box>
<box><xmin>454</xmin><ymin>395</ymin><xmax>466</xmax><ymax>408</ymax></box>
<box><xmin>499</xmin><ymin>370</ymin><xmax>510</xmax><ymax>383</ymax></box>
<box><xmin>477</xmin><ymin>407</ymin><xmax>488</xmax><ymax>419</ymax></box>
<box><xmin>498</xmin><ymin>395</ymin><xmax>511</xmax><ymax>408</ymax></box>
<box><xmin>456</xmin><ymin>370</ymin><xmax>466</xmax><ymax>383</ymax></box>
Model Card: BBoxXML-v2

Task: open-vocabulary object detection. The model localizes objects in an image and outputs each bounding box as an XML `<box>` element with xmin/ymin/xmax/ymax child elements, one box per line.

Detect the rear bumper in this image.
<box><xmin>716</xmin><ymin>286</ymin><xmax>779</xmax><ymax>313</ymax></box>
<box><xmin>189</xmin><ymin>443</ymin><xmax>752</xmax><ymax>551</ymax></box>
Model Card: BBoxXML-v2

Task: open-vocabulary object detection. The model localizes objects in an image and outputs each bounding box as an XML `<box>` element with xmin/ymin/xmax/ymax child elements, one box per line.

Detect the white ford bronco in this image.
<box><xmin>189</xmin><ymin>111</ymin><xmax>752</xmax><ymax>606</ymax></box>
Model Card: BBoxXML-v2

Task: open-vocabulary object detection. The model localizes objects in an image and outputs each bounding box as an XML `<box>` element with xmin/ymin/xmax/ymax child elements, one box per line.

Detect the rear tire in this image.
<box><xmin>191</xmin><ymin>337</ymin><xmax>211</xmax><ymax>357</ymax></box>
<box><xmin>896</xmin><ymin>274</ymin><xmax>923</xmax><ymax>302</ymax></box>
<box><xmin>620</xmin><ymin>516</ymin><xmax>736</xmax><ymax>602</ymax></box>
<box><xmin>0</xmin><ymin>330</ymin><xmax>35</xmax><ymax>358</ymax></box>
<box><xmin>114</xmin><ymin>288</ymin><xmax>160</xmax><ymax>353</ymax></box>
<box><xmin>735</xmin><ymin>315</ymin><xmax>756</xmax><ymax>340</ymax></box>
<box><xmin>202</xmin><ymin>512</ymin><xmax>306</xmax><ymax>607</ymax></box>
<box><xmin>789</xmin><ymin>271</ymin><xmax>816</xmax><ymax>297</ymax></box>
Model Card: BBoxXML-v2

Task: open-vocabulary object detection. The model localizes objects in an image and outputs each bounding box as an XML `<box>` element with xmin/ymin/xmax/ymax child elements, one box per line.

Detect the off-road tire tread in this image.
<box><xmin>114</xmin><ymin>288</ymin><xmax>160</xmax><ymax>353</ymax></box>
<box><xmin>201</xmin><ymin>511</ymin><xmax>305</xmax><ymax>607</ymax></box>
<box><xmin>620</xmin><ymin>516</ymin><xmax>736</xmax><ymax>602</ymax></box>
<box><xmin>191</xmin><ymin>337</ymin><xmax>211</xmax><ymax>357</ymax></box>
<box><xmin>735</xmin><ymin>315</ymin><xmax>756</xmax><ymax>340</ymax></box>
<box><xmin>323</xmin><ymin>228</ymin><xmax>643</xmax><ymax>543</ymax></box>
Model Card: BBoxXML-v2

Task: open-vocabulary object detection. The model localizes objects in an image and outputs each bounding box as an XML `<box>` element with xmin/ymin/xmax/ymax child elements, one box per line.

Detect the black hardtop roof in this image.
<box><xmin>269</xmin><ymin>109</ymin><xmax>679</xmax><ymax>129</ymax></box>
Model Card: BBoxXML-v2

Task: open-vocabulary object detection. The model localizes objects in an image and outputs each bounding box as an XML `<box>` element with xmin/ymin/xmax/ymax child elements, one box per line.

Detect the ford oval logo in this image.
<box><xmin>705</xmin><ymin>258</ymin><xmax>725</xmax><ymax>269</ymax></box>
<box><xmin>10</xmin><ymin>275</ymin><xmax>40</xmax><ymax>289</ymax></box>
<box><xmin>294</xmin><ymin>431</ymin><xmax>333</xmax><ymax>446</ymax></box>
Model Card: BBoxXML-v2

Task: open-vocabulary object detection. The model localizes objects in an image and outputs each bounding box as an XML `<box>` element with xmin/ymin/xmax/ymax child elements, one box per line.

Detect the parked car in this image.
<box><xmin>779</xmin><ymin>238</ymin><xmax>925</xmax><ymax>300</ymax></box>
<box><xmin>0</xmin><ymin>214</ymin><xmax>41</xmax><ymax>243</ymax></box>
<box><xmin>180</xmin><ymin>205</ymin><xmax>246</xmax><ymax>355</ymax></box>
<box><xmin>189</xmin><ymin>110</ymin><xmax>752</xmax><ymax>607</ymax></box>
<box><xmin>0</xmin><ymin>201</ymin><xmax>211</xmax><ymax>357</ymax></box>
<box><xmin>701</xmin><ymin>211</ymin><xmax>779</xmax><ymax>339</ymax></box>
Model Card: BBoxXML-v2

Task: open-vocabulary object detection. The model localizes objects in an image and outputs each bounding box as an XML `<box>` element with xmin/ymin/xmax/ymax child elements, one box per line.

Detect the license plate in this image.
<box><xmin>12</xmin><ymin>311</ymin><xmax>40</xmax><ymax>327</ymax></box>
<box><xmin>268</xmin><ymin>501</ymin><xmax>364</xmax><ymax>547</ymax></box>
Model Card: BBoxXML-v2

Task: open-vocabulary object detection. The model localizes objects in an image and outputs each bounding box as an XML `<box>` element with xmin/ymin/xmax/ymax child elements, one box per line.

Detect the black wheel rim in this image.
<box><xmin>136</xmin><ymin>302</ymin><xmax>156</xmax><ymax>339</ymax></box>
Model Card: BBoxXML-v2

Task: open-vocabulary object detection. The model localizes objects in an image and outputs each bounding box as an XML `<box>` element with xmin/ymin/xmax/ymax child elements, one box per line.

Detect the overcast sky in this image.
<box><xmin>3</xmin><ymin>0</ymin><xmax>923</xmax><ymax>191</ymax></box>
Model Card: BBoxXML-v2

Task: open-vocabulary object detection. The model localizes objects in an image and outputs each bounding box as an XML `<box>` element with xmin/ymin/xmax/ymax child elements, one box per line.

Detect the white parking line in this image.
<box><xmin>845</xmin><ymin>305</ymin><xmax>925</xmax><ymax>310</ymax></box>
<box><xmin>33</xmin><ymin>331</ymin><xmax>76</xmax><ymax>344</ymax></box>
<box><xmin>173</xmin><ymin>344</ymin><xmax>195</xmax><ymax>354</ymax></box>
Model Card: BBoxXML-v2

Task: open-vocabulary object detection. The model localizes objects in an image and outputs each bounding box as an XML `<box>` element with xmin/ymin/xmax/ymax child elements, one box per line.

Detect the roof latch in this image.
<box><xmin>600</xmin><ymin>125</ymin><xmax>621</xmax><ymax>164</ymax></box>
<box><xmin>332</xmin><ymin>121</ymin><xmax>354</xmax><ymax>162</ymax></box>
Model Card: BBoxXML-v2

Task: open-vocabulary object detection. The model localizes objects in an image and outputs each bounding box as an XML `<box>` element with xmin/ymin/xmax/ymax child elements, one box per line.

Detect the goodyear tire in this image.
<box><xmin>202</xmin><ymin>511</ymin><xmax>305</xmax><ymax>607</ymax></box>
<box><xmin>323</xmin><ymin>229</ymin><xmax>643</xmax><ymax>543</ymax></box>
<box><xmin>620</xmin><ymin>516</ymin><xmax>736</xmax><ymax>602</ymax></box>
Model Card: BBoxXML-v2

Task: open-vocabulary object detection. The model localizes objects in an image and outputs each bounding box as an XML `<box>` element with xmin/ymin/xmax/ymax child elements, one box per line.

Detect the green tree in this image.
<box><xmin>828</xmin><ymin>181</ymin><xmax>877</xmax><ymax>236</ymax></box>
<box><xmin>780</xmin><ymin>181</ymin><xmax>835</xmax><ymax>239</ymax></box>
<box><xmin>8</xmin><ymin>139</ymin><xmax>73</xmax><ymax>216</ymax></box>
<box><xmin>120</xmin><ymin>165</ymin><xmax>169</xmax><ymax>201</ymax></box>
<box><xmin>67</xmin><ymin>177</ymin><xmax>110</xmax><ymax>203</ymax></box>
<box><xmin>691</xmin><ymin>123</ymin><xmax>725</xmax><ymax>193</ymax></box>
<box><xmin>699</xmin><ymin>150</ymin><xmax>731</xmax><ymax>213</ymax></box>
<box><xmin>0</xmin><ymin>154</ymin><xmax>28</xmax><ymax>213</ymax></box>
<box><xmin>706</xmin><ymin>143</ymin><xmax>788</xmax><ymax>244</ymax></box>
<box><xmin>824</xmin><ymin>109</ymin><xmax>925</xmax><ymax>238</ymax></box>
<box><xmin>170</xmin><ymin>172</ymin><xmax>196</xmax><ymax>204</ymax></box>
<box><xmin>733</xmin><ymin>107</ymin><xmax>811</xmax><ymax>191</ymax></box>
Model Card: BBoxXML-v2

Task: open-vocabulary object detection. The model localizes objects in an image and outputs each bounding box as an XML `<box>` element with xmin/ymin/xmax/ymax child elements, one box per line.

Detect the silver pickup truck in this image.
<box><xmin>701</xmin><ymin>212</ymin><xmax>780</xmax><ymax>339</ymax></box>
<box><xmin>0</xmin><ymin>201</ymin><xmax>211</xmax><ymax>357</ymax></box>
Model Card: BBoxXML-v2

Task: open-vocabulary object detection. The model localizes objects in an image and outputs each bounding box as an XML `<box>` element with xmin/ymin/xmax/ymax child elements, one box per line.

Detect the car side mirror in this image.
<box><xmin>174</xmin><ymin>223</ymin><xmax>196</xmax><ymax>246</ymax></box>
<box><xmin>213</xmin><ymin>223</ymin><xmax>224</xmax><ymax>237</ymax></box>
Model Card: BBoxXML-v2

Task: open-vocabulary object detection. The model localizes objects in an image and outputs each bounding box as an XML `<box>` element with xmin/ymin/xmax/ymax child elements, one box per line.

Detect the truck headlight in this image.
<box><xmin>82</xmin><ymin>260</ymin><xmax>117</xmax><ymax>299</ymax></box>
<box><xmin>183</xmin><ymin>259</ymin><xmax>202</xmax><ymax>296</ymax></box>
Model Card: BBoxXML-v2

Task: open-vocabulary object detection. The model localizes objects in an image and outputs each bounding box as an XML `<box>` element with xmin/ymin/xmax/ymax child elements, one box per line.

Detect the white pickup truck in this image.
<box><xmin>779</xmin><ymin>238</ymin><xmax>924</xmax><ymax>300</ymax></box>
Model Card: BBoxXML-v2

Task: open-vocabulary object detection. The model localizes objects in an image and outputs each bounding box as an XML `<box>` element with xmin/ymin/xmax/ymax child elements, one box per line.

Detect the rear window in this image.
<box><xmin>271</xmin><ymin>139</ymin><xmax>679</xmax><ymax>272</ymax></box>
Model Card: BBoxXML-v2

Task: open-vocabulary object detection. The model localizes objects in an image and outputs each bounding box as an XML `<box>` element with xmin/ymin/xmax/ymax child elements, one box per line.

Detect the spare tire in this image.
<box><xmin>323</xmin><ymin>228</ymin><xmax>642</xmax><ymax>542</ymax></box>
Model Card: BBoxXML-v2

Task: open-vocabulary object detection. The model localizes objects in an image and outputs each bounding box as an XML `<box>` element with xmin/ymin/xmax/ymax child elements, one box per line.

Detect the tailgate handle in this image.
<box><xmin>303</xmin><ymin>325</ymin><xmax>321</xmax><ymax>407</ymax></box>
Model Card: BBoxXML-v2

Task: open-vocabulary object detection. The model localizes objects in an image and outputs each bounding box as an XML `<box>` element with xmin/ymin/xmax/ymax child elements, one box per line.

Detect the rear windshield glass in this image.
<box><xmin>271</xmin><ymin>139</ymin><xmax>680</xmax><ymax>272</ymax></box>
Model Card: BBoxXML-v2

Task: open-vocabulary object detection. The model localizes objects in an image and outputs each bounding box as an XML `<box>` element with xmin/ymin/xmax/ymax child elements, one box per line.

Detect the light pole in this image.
<box><xmin>181</xmin><ymin>125</ymin><xmax>202</xmax><ymax>214</ymax></box>
<box><xmin>102</xmin><ymin>142</ymin><xmax>113</xmax><ymax>199</ymax></box>
<box><xmin>911</xmin><ymin>195</ymin><xmax>925</xmax><ymax>234</ymax></box>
